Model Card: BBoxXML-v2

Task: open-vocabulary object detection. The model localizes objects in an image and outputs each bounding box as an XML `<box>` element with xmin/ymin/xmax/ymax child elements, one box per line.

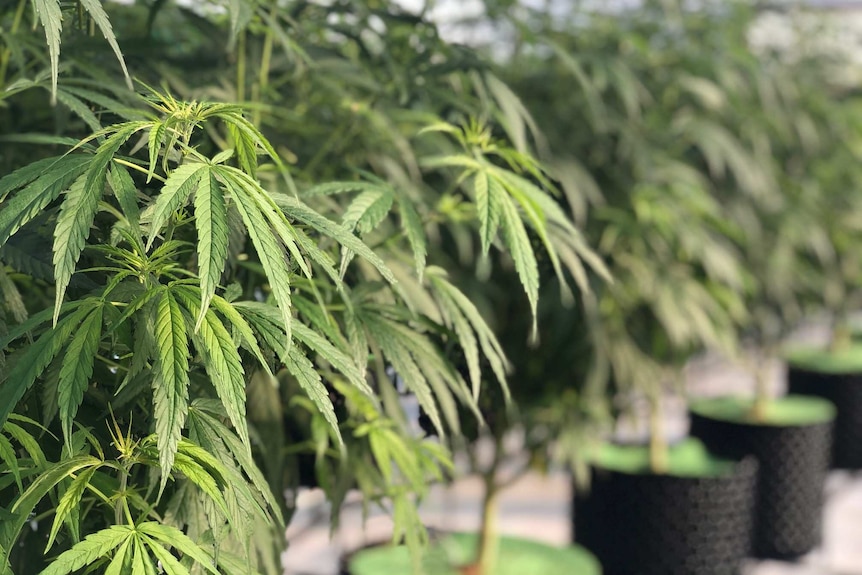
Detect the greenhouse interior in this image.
<box><xmin>3</xmin><ymin>0</ymin><xmax>862</xmax><ymax>574</ymax></box>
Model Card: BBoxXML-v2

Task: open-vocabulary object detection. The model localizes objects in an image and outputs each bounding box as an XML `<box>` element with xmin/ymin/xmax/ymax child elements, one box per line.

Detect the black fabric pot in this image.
<box><xmin>572</xmin><ymin>457</ymin><xmax>758</xmax><ymax>575</ymax></box>
<box><xmin>787</xmin><ymin>364</ymin><xmax>862</xmax><ymax>470</ymax></box>
<box><xmin>689</xmin><ymin>408</ymin><xmax>833</xmax><ymax>560</ymax></box>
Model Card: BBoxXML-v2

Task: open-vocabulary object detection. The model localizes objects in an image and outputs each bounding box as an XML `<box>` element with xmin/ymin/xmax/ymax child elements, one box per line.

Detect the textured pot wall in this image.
<box><xmin>572</xmin><ymin>458</ymin><xmax>758</xmax><ymax>575</ymax></box>
<box><xmin>787</xmin><ymin>365</ymin><xmax>862</xmax><ymax>470</ymax></box>
<box><xmin>689</xmin><ymin>412</ymin><xmax>833</xmax><ymax>560</ymax></box>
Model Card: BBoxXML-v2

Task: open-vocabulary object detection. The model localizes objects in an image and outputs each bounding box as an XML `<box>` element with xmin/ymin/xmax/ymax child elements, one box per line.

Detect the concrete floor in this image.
<box><xmin>282</xmin><ymin>323</ymin><xmax>862</xmax><ymax>575</ymax></box>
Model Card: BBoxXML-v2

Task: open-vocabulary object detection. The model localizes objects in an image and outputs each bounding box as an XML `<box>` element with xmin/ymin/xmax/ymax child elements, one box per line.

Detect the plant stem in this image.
<box><xmin>474</xmin><ymin>436</ymin><xmax>502</xmax><ymax>575</ymax></box>
<box><xmin>831</xmin><ymin>316</ymin><xmax>851</xmax><ymax>353</ymax></box>
<box><xmin>237</xmin><ymin>31</ymin><xmax>247</xmax><ymax>103</ymax></box>
<box><xmin>751</xmin><ymin>351</ymin><xmax>771</xmax><ymax>422</ymax></box>
<box><xmin>253</xmin><ymin>9</ymin><xmax>276</xmax><ymax>126</ymax></box>
<box><xmin>0</xmin><ymin>0</ymin><xmax>27</xmax><ymax>89</ymax></box>
<box><xmin>648</xmin><ymin>392</ymin><xmax>668</xmax><ymax>475</ymax></box>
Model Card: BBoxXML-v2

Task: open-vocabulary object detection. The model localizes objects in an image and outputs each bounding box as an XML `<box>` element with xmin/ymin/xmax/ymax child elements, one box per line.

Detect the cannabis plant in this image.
<box><xmin>0</xmin><ymin>1</ymin><xmax>606</xmax><ymax>573</ymax></box>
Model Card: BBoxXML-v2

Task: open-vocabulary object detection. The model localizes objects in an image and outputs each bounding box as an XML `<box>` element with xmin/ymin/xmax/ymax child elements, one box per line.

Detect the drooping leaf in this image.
<box><xmin>193</xmin><ymin>170</ymin><xmax>229</xmax><ymax>329</ymax></box>
<box><xmin>0</xmin><ymin>156</ymin><xmax>89</xmax><ymax>247</ymax></box>
<box><xmin>37</xmin><ymin>525</ymin><xmax>133</xmax><ymax>575</ymax></box>
<box><xmin>152</xmin><ymin>289</ymin><xmax>190</xmax><ymax>489</ymax></box>
<box><xmin>222</xmin><ymin>173</ymin><xmax>294</xmax><ymax>343</ymax></box>
<box><xmin>397</xmin><ymin>197</ymin><xmax>427</xmax><ymax>280</ymax></box>
<box><xmin>31</xmin><ymin>0</ymin><xmax>63</xmax><ymax>103</ymax></box>
<box><xmin>57</xmin><ymin>305</ymin><xmax>103</xmax><ymax>446</ymax></box>
<box><xmin>173</xmin><ymin>288</ymin><xmax>250</xmax><ymax>453</ymax></box>
<box><xmin>0</xmin><ymin>304</ymin><xmax>95</xmax><ymax>428</ymax></box>
<box><xmin>54</xmin><ymin>124</ymin><xmax>147</xmax><ymax>323</ymax></box>
<box><xmin>136</xmin><ymin>522</ymin><xmax>219</xmax><ymax>574</ymax></box>
<box><xmin>78</xmin><ymin>0</ymin><xmax>133</xmax><ymax>90</ymax></box>
<box><xmin>282</xmin><ymin>346</ymin><xmax>342</xmax><ymax>445</ymax></box>
<box><xmin>45</xmin><ymin>465</ymin><xmax>102</xmax><ymax>552</ymax></box>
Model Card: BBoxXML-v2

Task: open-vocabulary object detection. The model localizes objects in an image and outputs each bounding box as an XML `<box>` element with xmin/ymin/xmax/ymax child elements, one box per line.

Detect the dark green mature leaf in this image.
<box><xmin>1</xmin><ymin>456</ymin><xmax>102</xmax><ymax>554</ymax></box>
<box><xmin>78</xmin><ymin>0</ymin><xmax>133</xmax><ymax>90</ymax></box>
<box><xmin>153</xmin><ymin>289</ymin><xmax>190</xmax><ymax>489</ymax></box>
<box><xmin>57</xmin><ymin>306</ymin><xmax>103</xmax><ymax>446</ymax></box>
<box><xmin>45</xmin><ymin>465</ymin><xmax>102</xmax><ymax>552</ymax></box>
<box><xmin>0</xmin><ymin>433</ymin><xmax>21</xmax><ymax>491</ymax></box>
<box><xmin>108</xmin><ymin>166</ymin><xmax>140</xmax><ymax>233</ymax></box>
<box><xmin>0</xmin><ymin>156</ymin><xmax>89</xmax><ymax>247</ymax></box>
<box><xmin>193</xmin><ymin>170</ymin><xmax>229</xmax><ymax>329</ymax></box>
<box><xmin>54</xmin><ymin>124</ymin><xmax>147</xmax><ymax>323</ymax></box>
<box><xmin>0</xmin><ymin>304</ymin><xmax>95</xmax><ymax>428</ymax></box>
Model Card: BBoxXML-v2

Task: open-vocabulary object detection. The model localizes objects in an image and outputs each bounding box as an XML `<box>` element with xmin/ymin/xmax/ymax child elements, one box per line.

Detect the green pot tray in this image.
<box><xmin>689</xmin><ymin>395</ymin><xmax>836</xmax><ymax>427</ymax></box>
<box><xmin>589</xmin><ymin>437</ymin><xmax>735</xmax><ymax>477</ymax></box>
<box><xmin>784</xmin><ymin>343</ymin><xmax>862</xmax><ymax>374</ymax></box>
<box><xmin>347</xmin><ymin>532</ymin><xmax>601</xmax><ymax>575</ymax></box>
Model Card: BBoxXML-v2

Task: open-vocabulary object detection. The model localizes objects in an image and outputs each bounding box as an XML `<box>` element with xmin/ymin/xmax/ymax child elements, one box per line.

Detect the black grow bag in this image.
<box><xmin>787</xmin><ymin>364</ymin><xmax>862</xmax><ymax>470</ymax></box>
<box><xmin>689</xmin><ymin>401</ymin><xmax>833</xmax><ymax>560</ymax></box>
<box><xmin>572</xmin><ymin>456</ymin><xmax>758</xmax><ymax>575</ymax></box>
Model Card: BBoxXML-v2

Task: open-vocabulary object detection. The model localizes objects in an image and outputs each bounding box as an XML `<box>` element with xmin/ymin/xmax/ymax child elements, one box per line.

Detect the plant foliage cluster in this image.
<box><xmin>3</xmin><ymin>1</ymin><xmax>862</xmax><ymax>575</ymax></box>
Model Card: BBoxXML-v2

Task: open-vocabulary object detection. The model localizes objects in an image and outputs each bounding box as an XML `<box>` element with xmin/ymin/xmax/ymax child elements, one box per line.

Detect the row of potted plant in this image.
<box><xmin>3</xmin><ymin>1</ymin><xmax>862</xmax><ymax>575</ymax></box>
<box><xmin>346</xmin><ymin>2</ymin><xmax>862</xmax><ymax>574</ymax></box>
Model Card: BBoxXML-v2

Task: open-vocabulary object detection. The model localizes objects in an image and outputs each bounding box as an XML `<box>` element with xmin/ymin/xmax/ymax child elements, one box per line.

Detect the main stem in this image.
<box><xmin>474</xmin><ymin>437</ymin><xmax>502</xmax><ymax>575</ymax></box>
<box><xmin>0</xmin><ymin>0</ymin><xmax>27</xmax><ymax>88</ymax></box>
<box><xmin>751</xmin><ymin>351</ymin><xmax>770</xmax><ymax>422</ymax></box>
<box><xmin>648</xmin><ymin>392</ymin><xmax>668</xmax><ymax>475</ymax></box>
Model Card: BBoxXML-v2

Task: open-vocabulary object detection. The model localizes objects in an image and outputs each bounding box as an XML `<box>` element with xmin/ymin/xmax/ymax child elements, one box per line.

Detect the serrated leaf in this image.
<box><xmin>498</xmin><ymin>191</ymin><xmax>539</xmax><ymax>333</ymax></box>
<box><xmin>342</xmin><ymin>189</ymin><xmax>393</xmax><ymax>234</ymax></box>
<box><xmin>282</xmin><ymin>346</ymin><xmax>342</xmax><ymax>445</ymax></box>
<box><xmin>108</xmin><ymin>165</ymin><xmax>140</xmax><ymax>233</ymax></box>
<box><xmin>78</xmin><ymin>0</ymin><xmax>132</xmax><ymax>90</ymax></box>
<box><xmin>273</xmin><ymin>193</ymin><xmax>397</xmax><ymax>285</ymax></box>
<box><xmin>143</xmin><ymin>538</ymin><xmax>190</xmax><ymax>575</ymax></box>
<box><xmin>54</xmin><ymin>124</ymin><xmax>145</xmax><ymax>323</ymax></box>
<box><xmin>153</xmin><ymin>290</ymin><xmax>190</xmax><ymax>490</ymax></box>
<box><xmin>361</xmin><ymin>314</ymin><xmax>443</xmax><ymax>436</ymax></box>
<box><xmin>31</xmin><ymin>0</ymin><xmax>63</xmax><ymax>103</ymax></box>
<box><xmin>222</xmin><ymin>173</ymin><xmax>293</xmax><ymax>344</ymax></box>
<box><xmin>37</xmin><ymin>525</ymin><xmax>133</xmax><ymax>575</ymax></box>
<box><xmin>147</xmin><ymin>163</ymin><xmax>208</xmax><ymax>250</ymax></box>
<box><xmin>173</xmin><ymin>289</ymin><xmax>250</xmax><ymax>453</ymax></box>
<box><xmin>293</xmin><ymin>322</ymin><xmax>372</xmax><ymax>397</ymax></box>
<box><xmin>0</xmin><ymin>304</ymin><xmax>94</xmax><ymax>428</ymax></box>
<box><xmin>57</xmin><ymin>306</ymin><xmax>103</xmax><ymax>446</ymax></box>
<box><xmin>104</xmin><ymin>537</ymin><xmax>132</xmax><ymax>575</ymax></box>
<box><xmin>0</xmin><ymin>434</ymin><xmax>21</xmax><ymax>491</ymax></box>
<box><xmin>45</xmin><ymin>465</ymin><xmax>101</xmax><ymax>552</ymax></box>
<box><xmin>397</xmin><ymin>197</ymin><xmax>427</xmax><ymax>280</ymax></box>
<box><xmin>136</xmin><ymin>522</ymin><xmax>218</xmax><ymax>574</ymax></box>
<box><xmin>1</xmin><ymin>456</ymin><xmax>102</xmax><ymax>554</ymax></box>
<box><xmin>208</xmin><ymin>295</ymin><xmax>270</xmax><ymax>374</ymax></box>
<box><xmin>193</xmin><ymin>170</ymin><xmax>229</xmax><ymax>329</ymax></box>
<box><xmin>0</xmin><ymin>156</ymin><xmax>89</xmax><ymax>247</ymax></box>
<box><xmin>475</xmin><ymin>171</ymin><xmax>501</xmax><ymax>255</ymax></box>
